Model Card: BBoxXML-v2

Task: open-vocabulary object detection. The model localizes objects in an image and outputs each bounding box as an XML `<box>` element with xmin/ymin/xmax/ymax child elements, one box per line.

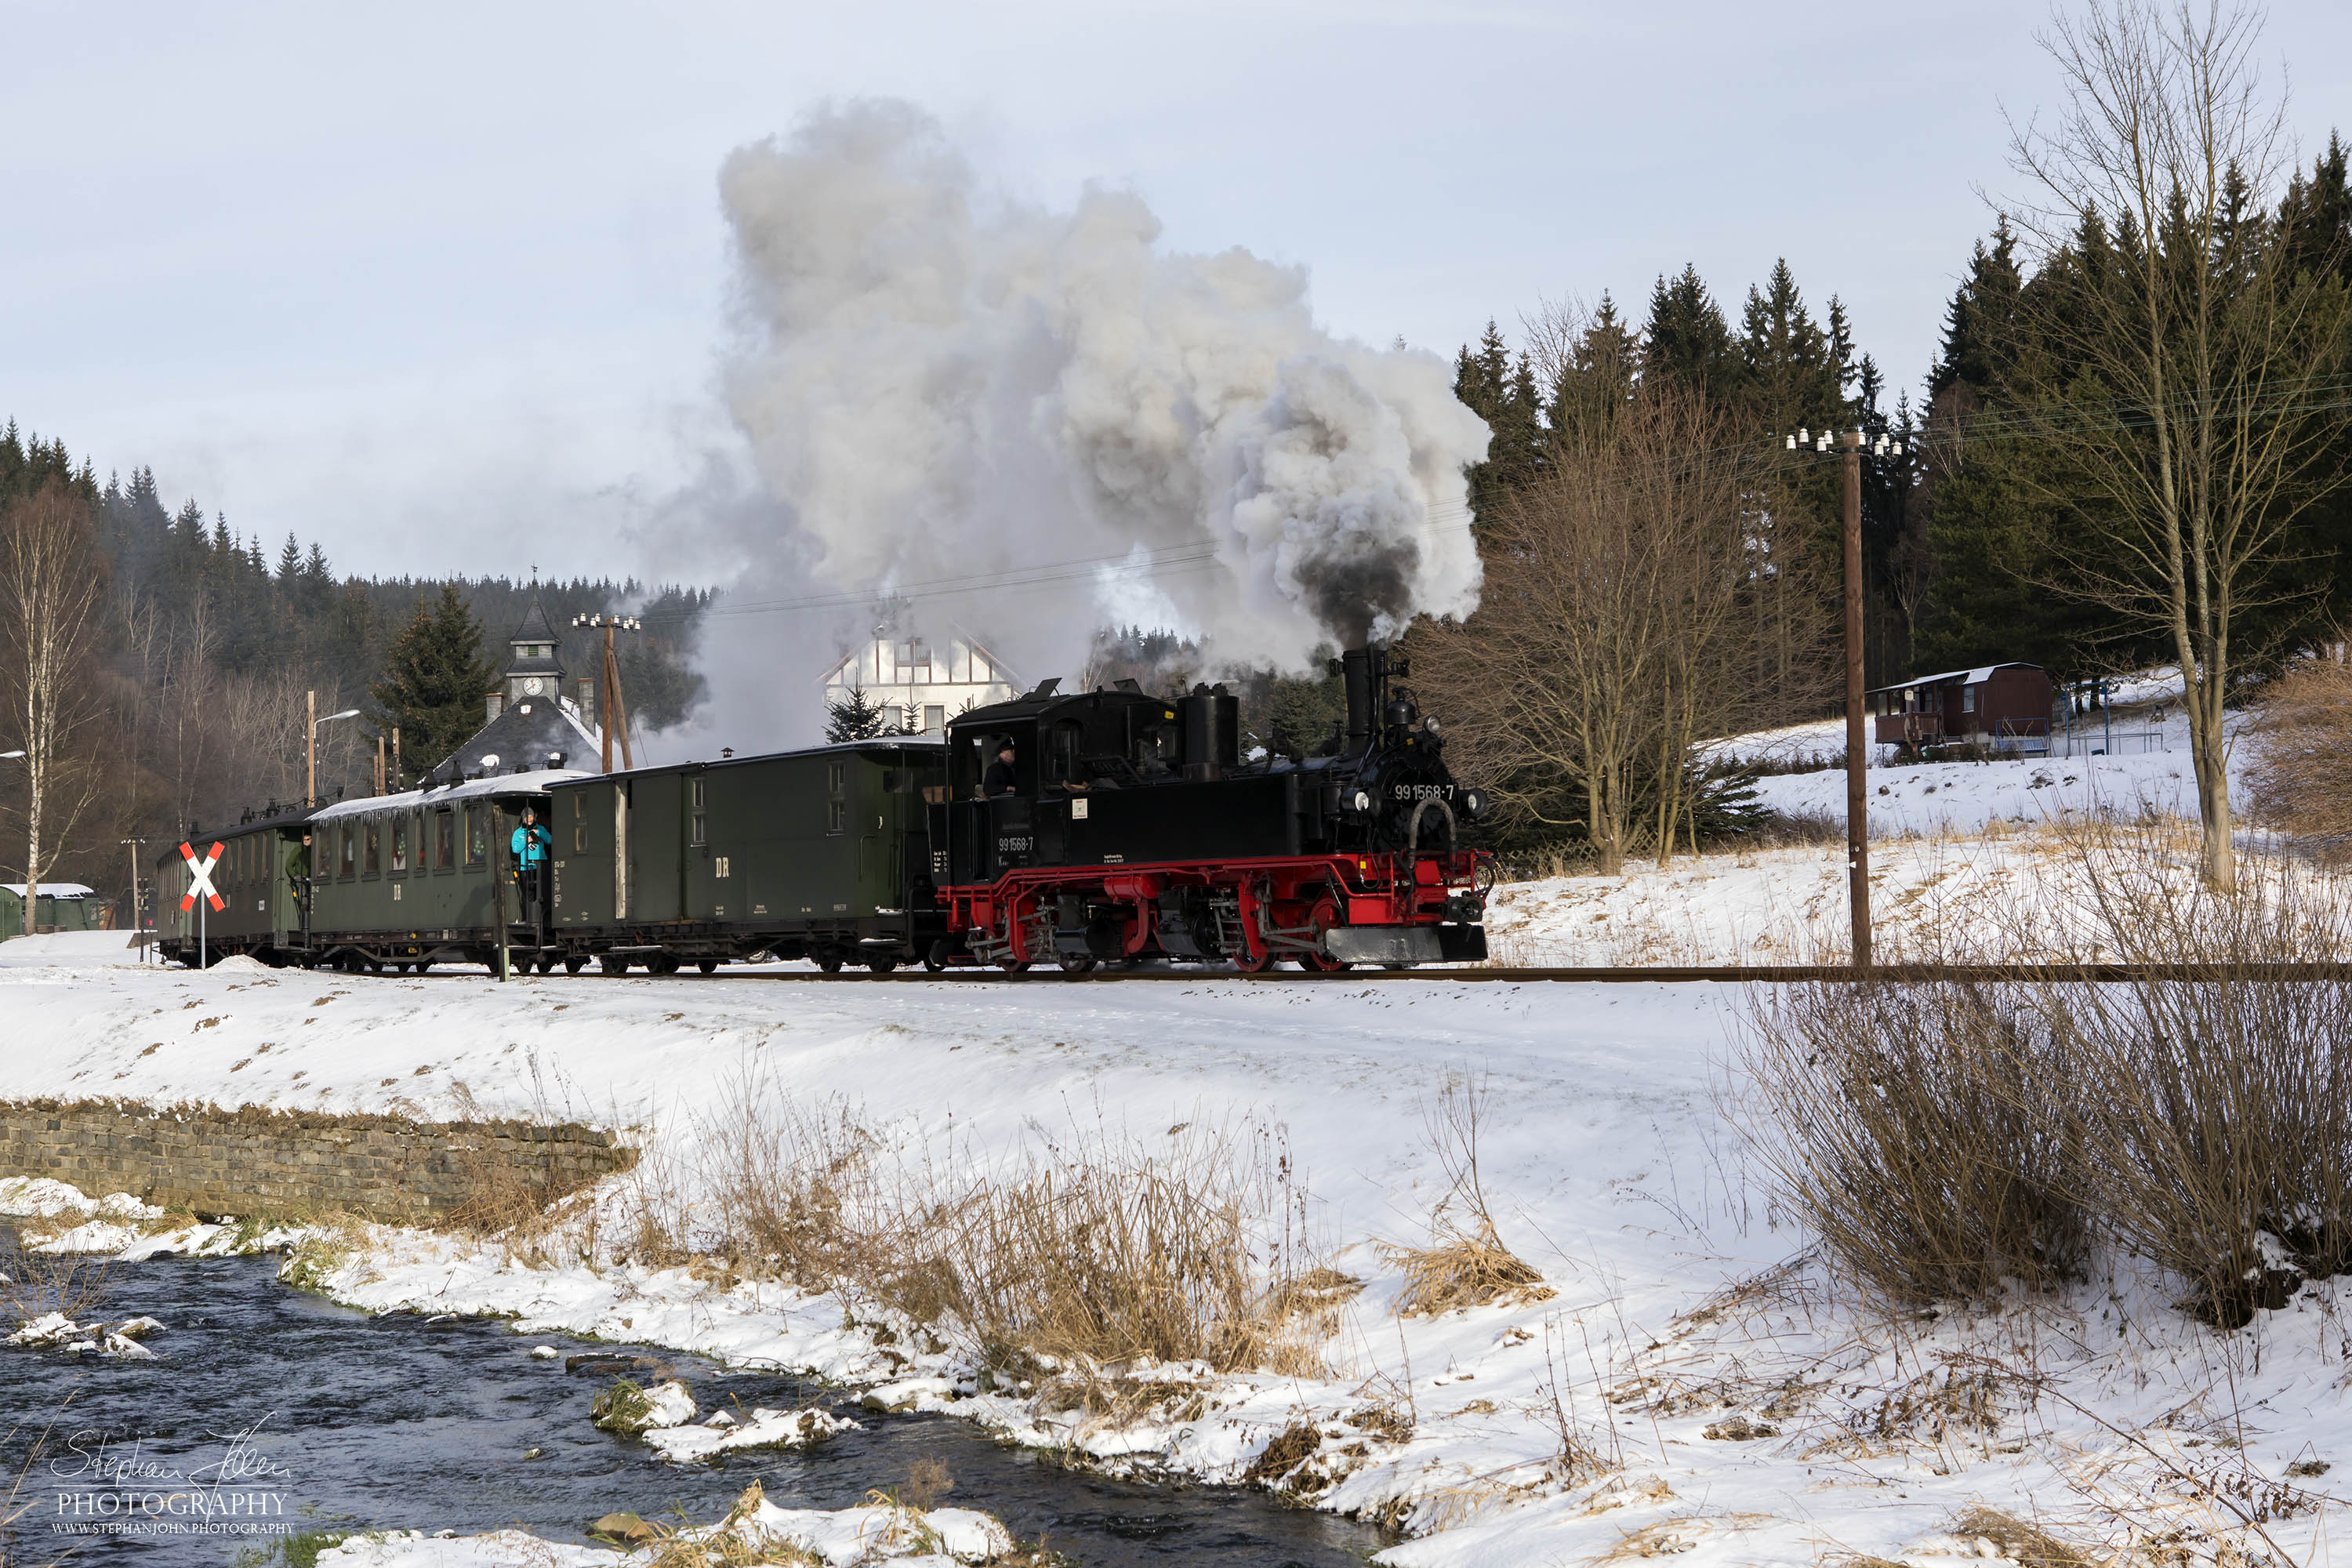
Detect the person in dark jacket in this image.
<box><xmin>982</xmin><ymin>741</ymin><xmax>1018</xmax><ymax>798</ymax></box>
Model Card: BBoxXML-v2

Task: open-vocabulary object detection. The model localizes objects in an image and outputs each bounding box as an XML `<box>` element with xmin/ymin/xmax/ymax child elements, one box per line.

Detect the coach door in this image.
<box><xmin>628</xmin><ymin>773</ymin><xmax>684</xmax><ymax>924</ymax></box>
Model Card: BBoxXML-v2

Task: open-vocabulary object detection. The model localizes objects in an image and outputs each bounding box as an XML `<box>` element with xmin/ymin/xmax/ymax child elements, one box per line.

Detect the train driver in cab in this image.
<box><xmin>982</xmin><ymin>739</ymin><xmax>1018</xmax><ymax>798</ymax></box>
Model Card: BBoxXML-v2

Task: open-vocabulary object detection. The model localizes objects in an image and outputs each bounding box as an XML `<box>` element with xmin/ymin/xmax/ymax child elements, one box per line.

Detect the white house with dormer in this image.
<box><xmin>822</xmin><ymin>632</ymin><xmax>1018</xmax><ymax>733</ymax></box>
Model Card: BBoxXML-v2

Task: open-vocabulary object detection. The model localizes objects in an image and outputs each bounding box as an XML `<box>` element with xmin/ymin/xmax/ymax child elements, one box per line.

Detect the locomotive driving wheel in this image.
<box><xmin>1301</xmin><ymin>897</ymin><xmax>1352</xmax><ymax>973</ymax></box>
<box><xmin>1056</xmin><ymin>953</ymin><xmax>1098</xmax><ymax>976</ymax></box>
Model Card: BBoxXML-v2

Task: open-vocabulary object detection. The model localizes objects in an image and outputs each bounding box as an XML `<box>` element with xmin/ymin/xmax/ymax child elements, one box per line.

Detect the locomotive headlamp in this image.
<box><xmin>1422</xmin><ymin>716</ymin><xmax>1442</xmax><ymax>738</ymax></box>
<box><xmin>1459</xmin><ymin>787</ymin><xmax>1490</xmax><ymax>821</ymax></box>
<box><xmin>1350</xmin><ymin>789</ymin><xmax>1372</xmax><ymax>814</ymax></box>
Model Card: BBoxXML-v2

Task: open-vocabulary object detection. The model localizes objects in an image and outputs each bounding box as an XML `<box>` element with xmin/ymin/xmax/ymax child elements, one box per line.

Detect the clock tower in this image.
<box><xmin>502</xmin><ymin>593</ymin><xmax>564</xmax><ymax>709</ymax></box>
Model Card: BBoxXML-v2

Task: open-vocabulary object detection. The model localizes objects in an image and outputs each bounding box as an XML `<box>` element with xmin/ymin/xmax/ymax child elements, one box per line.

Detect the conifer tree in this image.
<box><xmin>824</xmin><ymin>685</ymin><xmax>887</xmax><ymax>742</ymax></box>
<box><xmin>1641</xmin><ymin>266</ymin><xmax>1738</xmax><ymax>397</ymax></box>
<box><xmin>1451</xmin><ymin>321</ymin><xmax>1544</xmax><ymax>518</ymax></box>
<box><xmin>369</xmin><ymin>584</ymin><xmax>496</xmax><ymax>770</ymax></box>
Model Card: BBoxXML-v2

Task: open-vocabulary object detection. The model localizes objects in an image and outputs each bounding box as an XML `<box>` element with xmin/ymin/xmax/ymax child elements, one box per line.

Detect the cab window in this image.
<box><xmin>1047</xmin><ymin>722</ymin><xmax>1083</xmax><ymax>788</ymax></box>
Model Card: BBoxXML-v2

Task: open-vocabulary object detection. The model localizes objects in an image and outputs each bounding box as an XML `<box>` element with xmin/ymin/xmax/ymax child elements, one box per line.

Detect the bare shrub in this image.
<box><xmin>2244</xmin><ymin>655</ymin><xmax>2352</xmax><ymax>859</ymax></box>
<box><xmin>1385</xmin><ymin>1074</ymin><xmax>1548</xmax><ymax>1316</ymax></box>
<box><xmin>1740</xmin><ymin>981</ymin><xmax>2085</xmax><ymax>1305</ymax></box>
<box><xmin>2040</xmin><ymin>857</ymin><xmax>2352</xmax><ymax>1326</ymax></box>
<box><xmin>0</xmin><ymin>1239</ymin><xmax>113</xmax><ymax>1325</ymax></box>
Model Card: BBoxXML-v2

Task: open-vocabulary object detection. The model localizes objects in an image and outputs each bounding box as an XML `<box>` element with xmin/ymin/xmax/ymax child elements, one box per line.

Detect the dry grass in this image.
<box><xmin>2245</xmin><ymin>654</ymin><xmax>2352</xmax><ymax>858</ymax></box>
<box><xmin>1385</xmin><ymin>1073</ymin><xmax>1550</xmax><ymax>1316</ymax></box>
<box><xmin>625</xmin><ymin>1075</ymin><xmax>1339</xmax><ymax>1387</ymax></box>
<box><xmin>1948</xmin><ymin>1505</ymin><xmax>2095</xmax><ymax>1568</ymax></box>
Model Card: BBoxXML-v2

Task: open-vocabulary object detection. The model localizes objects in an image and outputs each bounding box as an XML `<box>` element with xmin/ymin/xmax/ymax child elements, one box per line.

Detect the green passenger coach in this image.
<box><xmin>546</xmin><ymin>739</ymin><xmax>946</xmax><ymax>973</ymax></box>
<box><xmin>158</xmin><ymin>773</ymin><xmax>575</xmax><ymax>972</ymax></box>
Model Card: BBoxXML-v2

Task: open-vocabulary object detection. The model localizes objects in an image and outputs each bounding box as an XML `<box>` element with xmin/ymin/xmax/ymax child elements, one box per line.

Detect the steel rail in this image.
<box><xmin>545</xmin><ymin>961</ymin><xmax>2352</xmax><ymax>984</ymax></box>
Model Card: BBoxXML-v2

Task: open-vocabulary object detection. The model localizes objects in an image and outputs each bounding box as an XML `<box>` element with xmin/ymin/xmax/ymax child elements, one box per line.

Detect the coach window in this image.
<box><xmin>362</xmin><ymin>820</ymin><xmax>380</xmax><ymax>876</ymax></box>
<box><xmin>435</xmin><ymin>811</ymin><xmax>455</xmax><ymax>870</ymax></box>
<box><xmin>826</xmin><ymin>761</ymin><xmax>846</xmax><ymax>834</ymax></box>
<box><xmin>339</xmin><ymin>826</ymin><xmax>357</xmax><ymax>879</ymax></box>
<box><xmin>463</xmin><ymin>805</ymin><xmax>485</xmax><ymax>866</ymax></box>
<box><xmin>690</xmin><ymin>777</ymin><xmax>707</xmax><ymax>847</ymax></box>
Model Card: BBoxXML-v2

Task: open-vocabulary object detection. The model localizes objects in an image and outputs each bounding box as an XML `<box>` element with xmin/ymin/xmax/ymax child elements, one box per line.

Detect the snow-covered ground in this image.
<box><xmin>5</xmin><ymin>839</ymin><xmax>2348</xmax><ymax>1568</ymax></box>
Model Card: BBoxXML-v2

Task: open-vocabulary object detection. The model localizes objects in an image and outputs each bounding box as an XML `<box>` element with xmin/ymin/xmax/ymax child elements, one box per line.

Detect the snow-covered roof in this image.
<box><xmin>307</xmin><ymin>769</ymin><xmax>592</xmax><ymax>823</ymax></box>
<box><xmin>1865</xmin><ymin>662</ymin><xmax>2043</xmax><ymax>694</ymax></box>
<box><xmin>1</xmin><ymin>883</ymin><xmax>94</xmax><ymax>898</ymax></box>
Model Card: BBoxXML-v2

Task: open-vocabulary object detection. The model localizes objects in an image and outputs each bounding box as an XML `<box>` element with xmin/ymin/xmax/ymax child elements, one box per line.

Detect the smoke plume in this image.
<box><xmin>709</xmin><ymin>100</ymin><xmax>1487</xmax><ymax>703</ymax></box>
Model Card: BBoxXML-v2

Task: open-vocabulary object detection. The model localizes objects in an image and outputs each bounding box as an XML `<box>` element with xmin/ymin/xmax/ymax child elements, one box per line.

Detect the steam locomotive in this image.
<box><xmin>157</xmin><ymin>646</ymin><xmax>1492</xmax><ymax>975</ymax></box>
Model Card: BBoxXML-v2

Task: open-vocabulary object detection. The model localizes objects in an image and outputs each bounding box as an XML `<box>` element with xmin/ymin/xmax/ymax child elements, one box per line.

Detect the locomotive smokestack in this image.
<box><xmin>1341</xmin><ymin>648</ymin><xmax>1374</xmax><ymax>752</ymax></box>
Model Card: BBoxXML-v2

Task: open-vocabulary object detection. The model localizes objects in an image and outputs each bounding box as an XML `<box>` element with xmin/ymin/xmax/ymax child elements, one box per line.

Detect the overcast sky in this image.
<box><xmin>4</xmin><ymin>0</ymin><xmax>2348</xmax><ymax>585</ymax></box>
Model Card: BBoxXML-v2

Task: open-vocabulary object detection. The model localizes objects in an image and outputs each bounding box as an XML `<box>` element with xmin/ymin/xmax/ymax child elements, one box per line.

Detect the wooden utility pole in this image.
<box><xmin>572</xmin><ymin>613</ymin><xmax>641</xmax><ymax>772</ymax></box>
<box><xmin>375</xmin><ymin>735</ymin><xmax>387</xmax><ymax>796</ymax></box>
<box><xmin>391</xmin><ymin>728</ymin><xmax>401</xmax><ymax>791</ymax></box>
<box><xmin>1840</xmin><ymin>430</ymin><xmax>1871</xmax><ymax>970</ymax></box>
<box><xmin>306</xmin><ymin>689</ymin><xmax>317</xmax><ymax>808</ymax></box>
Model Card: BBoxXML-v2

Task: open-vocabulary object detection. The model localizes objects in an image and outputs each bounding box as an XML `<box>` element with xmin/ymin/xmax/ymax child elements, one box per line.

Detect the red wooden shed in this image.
<box><xmin>1866</xmin><ymin>663</ymin><xmax>2053</xmax><ymax>754</ymax></box>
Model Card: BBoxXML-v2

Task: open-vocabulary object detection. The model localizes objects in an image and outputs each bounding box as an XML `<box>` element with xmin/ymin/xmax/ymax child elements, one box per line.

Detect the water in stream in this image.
<box><xmin>0</xmin><ymin>1249</ymin><xmax>1389</xmax><ymax>1566</ymax></box>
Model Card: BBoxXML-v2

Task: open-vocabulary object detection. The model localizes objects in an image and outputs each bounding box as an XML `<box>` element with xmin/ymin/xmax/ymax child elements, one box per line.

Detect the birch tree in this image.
<box><xmin>2003</xmin><ymin>0</ymin><xmax>2352</xmax><ymax>889</ymax></box>
<box><xmin>0</xmin><ymin>483</ymin><xmax>110</xmax><ymax>924</ymax></box>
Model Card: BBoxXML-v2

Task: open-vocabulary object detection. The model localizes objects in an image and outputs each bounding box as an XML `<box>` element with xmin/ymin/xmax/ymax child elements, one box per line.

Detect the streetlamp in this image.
<box><xmin>307</xmin><ymin>695</ymin><xmax>362</xmax><ymax>808</ymax></box>
<box><xmin>120</xmin><ymin>836</ymin><xmax>150</xmax><ymax>960</ymax></box>
<box><xmin>571</xmin><ymin>613</ymin><xmax>642</xmax><ymax>773</ymax></box>
<box><xmin>1783</xmin><ymin>424</ymin><xmax>1905</xmax><ymax>969</ymax></box>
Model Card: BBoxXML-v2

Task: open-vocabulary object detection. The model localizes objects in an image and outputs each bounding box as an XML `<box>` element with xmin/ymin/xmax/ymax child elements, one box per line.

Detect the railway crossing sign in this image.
<box><xmin>180</xmin><ymin>841</ymin><xmax>224</xmax><ymax>913</ymax></box>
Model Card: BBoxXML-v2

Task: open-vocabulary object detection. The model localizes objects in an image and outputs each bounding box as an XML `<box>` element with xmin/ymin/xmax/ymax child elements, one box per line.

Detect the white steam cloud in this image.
<box><xmin>709</xmin><ymin>100</ymin><xmax>1487</xmax><ymax>704</ymax></box>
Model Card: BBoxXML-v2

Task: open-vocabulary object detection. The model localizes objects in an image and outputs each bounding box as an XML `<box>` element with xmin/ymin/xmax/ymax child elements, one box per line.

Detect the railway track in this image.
<box><xmin>543</xmin><ymin>960</ymin><xmax>2352</xmax><ymax>984</ymax></box>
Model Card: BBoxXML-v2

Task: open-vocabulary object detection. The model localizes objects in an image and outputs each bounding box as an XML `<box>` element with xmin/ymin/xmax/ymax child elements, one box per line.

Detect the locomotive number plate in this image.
<box><xmin>1391</xmin><ymin>783</ymin><xmax>1456</xmax><ymax>801</ymax></box>
<box><xmin>997</xmin><ymin>836</ymin><xmax>1033</xmax><ymax>855</ymax></box>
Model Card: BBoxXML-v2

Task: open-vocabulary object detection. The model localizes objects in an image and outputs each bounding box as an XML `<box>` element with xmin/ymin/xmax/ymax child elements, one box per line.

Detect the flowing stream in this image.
<box><xmin>0</xmin><ymin>1247</ymin><xmax>1390</xmax><ymax>1567</ymax></box>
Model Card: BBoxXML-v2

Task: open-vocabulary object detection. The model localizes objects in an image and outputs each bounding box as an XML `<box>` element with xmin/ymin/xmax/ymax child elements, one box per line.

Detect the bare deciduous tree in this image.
<box><xmin>1419</xmin><ymin>381</ymin><xmax>1761</xmax><ymax>873</ymax></box>
<box><xmin>2003</xmin><ymin>0</ymin><xmax>2352</xmax><ymax>889</ymax></box>
<box><xmin>0</xmin><ymin>484</ymin><xmax>111</xmax><ymax>923</ymax></box>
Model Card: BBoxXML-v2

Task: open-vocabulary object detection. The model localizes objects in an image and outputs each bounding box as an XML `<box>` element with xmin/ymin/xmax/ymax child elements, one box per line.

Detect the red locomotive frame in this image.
<box><xmin>942</xmin><ymin>846</ymin><xmax>1489</xmax><ymax>971</ymax></box>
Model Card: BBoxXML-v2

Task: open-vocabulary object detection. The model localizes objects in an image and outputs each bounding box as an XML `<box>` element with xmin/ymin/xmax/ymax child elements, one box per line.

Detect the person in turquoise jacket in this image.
<box><xmin>512</xmin><ymin>806</ymin><xmax>553</xmax><ymax>927</ymax></box>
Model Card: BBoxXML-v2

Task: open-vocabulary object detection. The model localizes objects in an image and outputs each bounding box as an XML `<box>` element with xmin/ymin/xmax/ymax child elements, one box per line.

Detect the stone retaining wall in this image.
<box><xmin>0</xmin><ymin>1099</ymin><xmax>637</xmax><ymax>1224</ymax></box>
